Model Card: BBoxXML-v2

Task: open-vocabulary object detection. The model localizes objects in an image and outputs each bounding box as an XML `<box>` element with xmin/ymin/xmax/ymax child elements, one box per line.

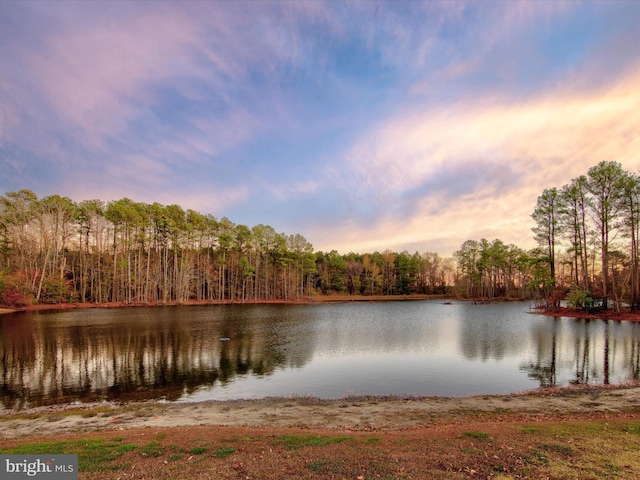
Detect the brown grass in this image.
<box><xmin>3</xmin><ymin>406</ymin><xmax>640</xmax><ymax>479</ymax></box>
<box><xmin>2</xmin><ymin>416</ymin><xmax>639</xmax><ymax>479</ymax></box>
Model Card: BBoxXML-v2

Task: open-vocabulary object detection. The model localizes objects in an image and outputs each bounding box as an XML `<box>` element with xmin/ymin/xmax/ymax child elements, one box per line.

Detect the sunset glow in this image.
<box><xmin>2</xmin><ymin>1</ymin><xmax>639</xmax><ymax>255</ymax></box>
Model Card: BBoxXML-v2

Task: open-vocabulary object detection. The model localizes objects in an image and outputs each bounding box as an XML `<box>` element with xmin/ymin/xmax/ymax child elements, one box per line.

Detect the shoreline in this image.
<box><xmin>3</xmin><ymin>385</ymin><xmax>639</xmax><ymax>479</ymax></box>
<box><xmin>531</xmin><ymin>305</ymin><xmax>640</xmax><ymax>322</ymax></box>
<box><xmin>0</xmin><ymin>294</ymin><xmax>450</xmax><ymax>315</ymax></box>
<box><xmin>2</xmin><ymin>382</ymin><xmax>640</xmax><ymax>440</ymax></box>
<box><xmin>6</xmin><ymin>296</ymin><xmax>640</xmax><ymax>323</ymax></box>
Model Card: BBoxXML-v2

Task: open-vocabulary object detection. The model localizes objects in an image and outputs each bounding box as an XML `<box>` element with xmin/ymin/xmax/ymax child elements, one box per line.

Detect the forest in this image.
<box><xmin>0</xmin><ymin>161</ymin><xmax>638</xmax><ymax>311</ymax></box>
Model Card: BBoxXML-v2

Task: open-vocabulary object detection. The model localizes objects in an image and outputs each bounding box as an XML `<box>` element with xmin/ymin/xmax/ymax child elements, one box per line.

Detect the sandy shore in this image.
<box><xmin>3</xmin><ymin>384</ymin><xmax>639</xmax><ymax>440</ymax></box>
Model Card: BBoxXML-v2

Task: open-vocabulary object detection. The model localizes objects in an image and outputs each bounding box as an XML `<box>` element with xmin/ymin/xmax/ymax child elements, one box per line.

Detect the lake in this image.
<box><xmin>2</xmin><ymin>300</ymin><xmax>639</xmax><ymax>410</ymax></box>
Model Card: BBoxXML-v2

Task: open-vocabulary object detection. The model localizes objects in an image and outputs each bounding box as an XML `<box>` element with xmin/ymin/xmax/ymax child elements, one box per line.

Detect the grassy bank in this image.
<box><xmin>2</xmin><ymin>413</ymin><xmax>640</xmax><ymax>479</ymax></box>
<box><xmin>3</xmin><ymin>386</ymin><xmax>640</xmax><ymax>479</ymax></box>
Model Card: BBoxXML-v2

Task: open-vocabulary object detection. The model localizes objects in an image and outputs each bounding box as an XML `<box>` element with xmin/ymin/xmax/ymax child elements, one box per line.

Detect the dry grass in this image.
<box><xmin>3</xmin><ymin>413</ymin><xmax>640</xmax><ymax>479</ymax></box>
<box><xmin>4</xmin><ymin>386</ymin><xmax>640</xmax><ymax>478</ymax></box>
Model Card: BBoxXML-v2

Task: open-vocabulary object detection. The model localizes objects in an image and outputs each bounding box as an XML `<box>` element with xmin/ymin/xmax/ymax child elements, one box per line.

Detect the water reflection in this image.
<box><xmin>520</xmin><ymin>318</ymin><xmax>559</xmax><ymax>387</ymax></box>
<box><xmin>519</xmin><ymin>318</ymin><xmax>640</xmax><ymax>388</ymax></box>
<box><xmin>457</xmin><ymin>303</ymin><xmax>529</xmax><ymax>361</ymax></box>
<box><xmin>0</xmin><ymin>306</ymin><xmax>317</xmax><ymax>409</ymax></box>
<box><xmin>2</xmin><ymin>302</ymin><xmax>640</xmax><ymax>409</ymax></box>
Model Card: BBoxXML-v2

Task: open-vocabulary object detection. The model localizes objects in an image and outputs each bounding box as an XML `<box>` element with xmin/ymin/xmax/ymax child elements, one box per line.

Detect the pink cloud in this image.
<box><xmin>20</xmin><ymin>2</ymin><xmax>313</xmax><ymax>162</ymax></box>
<box><xmin>347</xmin><ymin>65</ymin><xmax>640</xmax><ymax>192</ymax></box>
<box><xmin>28</xmin><ymin>8</ymin><xmax>200</xmax><ymax>145</ymax></box>
<box><xmin>0</xmin><ymin>102</ymin><xmax>18</xmax><ymax>147</ymax></box>
<box><xmin>330</xmin><ymin>66</ymin><xmax>640</xmax><ymax>255</ymax></box>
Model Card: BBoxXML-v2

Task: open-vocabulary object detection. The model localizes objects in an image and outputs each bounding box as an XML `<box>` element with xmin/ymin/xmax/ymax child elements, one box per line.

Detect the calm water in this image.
<box><xmin>2</xmin><ymin>300</ymin><xmax>640</xmax><ymax>409</ymax></box>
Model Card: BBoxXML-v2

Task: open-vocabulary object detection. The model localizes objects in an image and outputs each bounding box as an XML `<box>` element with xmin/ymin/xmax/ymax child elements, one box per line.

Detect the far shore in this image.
<box><xmin>531</xmin><ymin>305</ymin><xmax>640</xmax><ymax>322</ymax></box>
<box><xmin>0</xmin><ymin>293</ymin><xmax>450</xmax><ymax>315</ymax></box>
<box><xmin>5</xmin><ymin>295</ymin><xmax>640</xmax><ymax>323</ymax></box>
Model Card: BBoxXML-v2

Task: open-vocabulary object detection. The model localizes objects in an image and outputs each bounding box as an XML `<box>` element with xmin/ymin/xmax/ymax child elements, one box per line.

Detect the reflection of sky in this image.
<box><xmin>184</xmin><ymin>302</ymin><xmax>547</xmax><ymax>401</ymax></box>
<box><xmin>184</xmin><ymin>350</ymin><xmax>539</xmax><ymax>401</ymax></box>
<box><xmin>184</xmin><ymin>303</ymin><xmax>640</xmax><ymax>401</ymax></box>
<box><xmin>4</xmin><ymin>301</ymin><xmax>640</xmax><ymax>406</ymax></box>
<box><xmin>307</xmin><ymin>314</ymin><xmax>449</xmax><ymax>356</ymax></box>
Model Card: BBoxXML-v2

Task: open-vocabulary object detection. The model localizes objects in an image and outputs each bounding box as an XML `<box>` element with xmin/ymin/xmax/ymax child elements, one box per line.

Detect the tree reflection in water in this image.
<box><xmin>0</xmin><ymin>305</ymin><xmax>313</xmax><ymax>409</ymax></box>
<box><xmin>520</xmin><ymin>317</ymin><xmax>640</xmax><ymax>388</ymax></box>
<box><xmin>3</xmin><ymin>303</ymin><xmax>640</xmax><ymax>409</ymax></box>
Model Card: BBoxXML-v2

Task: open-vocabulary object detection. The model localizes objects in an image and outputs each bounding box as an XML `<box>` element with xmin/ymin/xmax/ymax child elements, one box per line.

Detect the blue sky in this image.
<box><xmin>1</xmin><ymin>1</ymin><xmax>640</xmax><ymax>255</ymax></box>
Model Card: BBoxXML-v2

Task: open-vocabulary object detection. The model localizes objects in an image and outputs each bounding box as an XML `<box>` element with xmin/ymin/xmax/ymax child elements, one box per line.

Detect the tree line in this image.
<box><xmin>0</xmin><ymin>191</ymin><xmax>319</xmax><ymax>305</ymax></box>
<box><xmin>0</xmin><ymin>190</ymin><xmax>459</xmax><ymax>306</ymax></box>
<box><xmin>530</xmin><ymin>160</ymin><xmax>640</xmax><ymax>312</ymax></box>
<box><xmin>1</xmin><ymin>160</ymin><xmax>637</xmax><ymax>309</ymax></box>
<box><xmin>455</xmin><ymin>160</ymin><xmax>640</xmax><ymax>310</ymax></box>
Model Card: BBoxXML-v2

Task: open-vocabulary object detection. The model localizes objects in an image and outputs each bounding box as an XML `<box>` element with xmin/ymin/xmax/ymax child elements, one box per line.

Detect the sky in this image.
<box><xmin>1</xmin><ymin>1</ymin><xmax>640</xmax><ymax>256</ymax></box>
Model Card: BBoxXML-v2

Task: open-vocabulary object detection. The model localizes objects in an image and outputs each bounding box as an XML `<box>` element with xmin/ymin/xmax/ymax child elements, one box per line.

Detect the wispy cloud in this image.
<box><xmin>319</xmin><ymin>65</ymin><xmax>640</xmax><ymax>254</ymax></box>
<box><xmin>28</xmin><ymin>9</ymin><xmax>199</xmax><ymax>142</ymax></box>
<box><xmin>1</xmin><ymin>1</ymin><xmax>640</xmax><ymax>256</ymax></box>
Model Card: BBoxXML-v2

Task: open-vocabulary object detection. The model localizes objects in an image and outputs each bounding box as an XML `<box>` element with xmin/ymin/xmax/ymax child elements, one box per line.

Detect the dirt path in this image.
<box><xmin>3</xmin><ymin>385</ymin><xmax>640</xmax><ymax>440</ymax></box>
